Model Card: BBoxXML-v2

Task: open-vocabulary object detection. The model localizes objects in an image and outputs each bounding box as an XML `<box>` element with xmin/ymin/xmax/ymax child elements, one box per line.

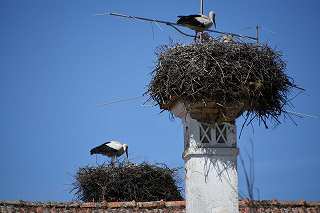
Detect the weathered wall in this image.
<box><xmin>0</xmin><ymin>200</ymin><xmax>319</xmax><ymax>213</ymax></box>
<box><xmin>0</xmin><ymin>200</ymin><xmax>185</xmax><ymax>213</ymax></box>
<box><xmin>182</xmin><ymin>112</ymin><xmax>239</xmax><ymax>213</ymax></box>
<box><xmin>239</xmin><ymin>200</ymin><xmax>320</xmax><ymax>213</ymax></box>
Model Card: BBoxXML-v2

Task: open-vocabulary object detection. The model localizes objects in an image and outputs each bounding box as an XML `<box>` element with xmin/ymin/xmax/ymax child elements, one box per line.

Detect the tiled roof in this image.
<box><xmin>239</xmin><ymin>200</ymin><xmax>320</xmax><ymax>213</ymax></box>
<box><xmin>0</xmin><ymin>200</ymin><xmax>185</xmax><ymax>213</ymax></box>
<box><xmin>0</xmin><ymin>200</ymin><xmax>319</xmax><ymax>213</ymax></box>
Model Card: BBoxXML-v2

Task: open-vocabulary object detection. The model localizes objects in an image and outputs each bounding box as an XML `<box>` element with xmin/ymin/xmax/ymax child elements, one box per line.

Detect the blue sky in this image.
<box><xmin>0</xmin><ymin>0</ymin><xmax>319</xmax><ymax>202</ymax></box>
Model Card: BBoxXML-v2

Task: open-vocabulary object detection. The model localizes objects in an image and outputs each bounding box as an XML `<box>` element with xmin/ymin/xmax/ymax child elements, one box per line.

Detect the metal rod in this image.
<box><xmin>284</xmin><ymin>110</ymin><xmax>319</xmax><ymax>119</ymax></box>
<box><xmin>104</xmin><ymin>12</ymin><xmax>175</xmax><ymax>25</ymax></box>
<box><xmin>200</xmin><ymin>0</ymin><xmax>204</xmax><ymax>15</ymax></box>
<box><xmin>256</xmin><ymin>25</ymin><xmax>260</xmax><ymax>44</ymax></box>
<box><xmin>167</xmin><ymin>24</ymin><xmax>196</xmax><ymax>38</ymax></box>
<box><xmin>97</xmin><ymin>95</ymin><xmax>143</xmax><ymax>107</ymax></box>
<box><xmin>206</xmin><ymin>28</ymin><xmax>258</xmax><ymax>41</ymax></box>
<box><xmin>97</xmin><ymin>12</ymin><xmax>258</xmax><ymax>41</ymax></box>
<box><xmin>106</xmin><ymin>12</ymin><xmax>195</xmax><ymax>37</ymax></box>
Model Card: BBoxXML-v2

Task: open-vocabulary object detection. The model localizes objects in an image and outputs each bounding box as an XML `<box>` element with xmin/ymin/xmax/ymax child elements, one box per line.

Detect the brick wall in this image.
<box><xmin>239</xmin><ymin>200</ymin><xmax>320</xmax><ymax>213</ymax></box>
<box><xmin>0</xmin><ymin>200</ymin><xmax>185</xmax><ymax>213</ymax></box>
<box><xmin>0</xmin><ymin>200</ymin><xmax>319</xmax><ymax>213</ymax></box>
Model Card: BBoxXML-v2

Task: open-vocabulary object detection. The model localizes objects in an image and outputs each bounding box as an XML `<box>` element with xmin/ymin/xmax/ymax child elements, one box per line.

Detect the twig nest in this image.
<box><xmin>146</xmin><ymin>39</ymin><xmax>300</xmax><ymax>125</ymax></box>
<box><xmin>187</xmin><ymin>101</ymin><xmax>245</xmax><ymax>123</ymax></box>
<box><xmin>72</xmin><ymin>162</ymin><xmax>182</xmax><ymax>202</ymax></box>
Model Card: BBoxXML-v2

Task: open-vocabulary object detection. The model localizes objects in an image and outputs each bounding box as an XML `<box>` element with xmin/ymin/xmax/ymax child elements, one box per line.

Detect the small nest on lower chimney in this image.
<box><xmin>146</xmin><ymin>37</ymin><xmax>302</xmax><ymax>127</ymax></box>
<box><xmin>72</xmin><ymin>162</ymin><xmax>183</xmax><ymax>202</ymax></box>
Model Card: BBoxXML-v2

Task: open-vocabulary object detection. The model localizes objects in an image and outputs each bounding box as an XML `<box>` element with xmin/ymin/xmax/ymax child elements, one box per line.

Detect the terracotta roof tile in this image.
<box><xmin>0</xmin><ymin>200</ymin><xmax>319</xmax><ymax>213</ymax></box>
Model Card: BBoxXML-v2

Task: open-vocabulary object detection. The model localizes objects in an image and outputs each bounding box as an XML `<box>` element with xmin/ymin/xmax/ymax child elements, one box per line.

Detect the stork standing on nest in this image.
<box><xmin>90</xmin><ymin>140</ymin><xmax>128</xmax><ymax>164</ymax></box>
<box><xmin>177</xmin><ymin>11</ymin><xmax>216</xmax><ymax>40</ymax></box>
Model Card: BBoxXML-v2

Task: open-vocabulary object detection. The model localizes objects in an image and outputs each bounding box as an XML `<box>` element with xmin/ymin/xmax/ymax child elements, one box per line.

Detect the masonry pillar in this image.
<box><xmin>172</xmin><ymin>102</ymin><xmax>239</xmax><ymax>213</ymax></box>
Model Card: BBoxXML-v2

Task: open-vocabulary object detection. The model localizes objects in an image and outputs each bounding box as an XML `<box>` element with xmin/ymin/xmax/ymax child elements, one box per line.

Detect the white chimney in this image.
<box><xmin>172</xmin><ymin>102</ymin><xmax>239</xmax><ymax>213</ymax></box>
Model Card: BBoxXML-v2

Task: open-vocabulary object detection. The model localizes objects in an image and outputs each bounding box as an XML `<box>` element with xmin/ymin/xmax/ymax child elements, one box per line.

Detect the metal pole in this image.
<box><xmin>200</xmin><ymin>0</ymin><xmax>204</xmax><ymax>14</ymax></box>
<box><xmin>256</xmin><ymin>25</ymin><xmax>259</xmax><ymax>44</ymax></box>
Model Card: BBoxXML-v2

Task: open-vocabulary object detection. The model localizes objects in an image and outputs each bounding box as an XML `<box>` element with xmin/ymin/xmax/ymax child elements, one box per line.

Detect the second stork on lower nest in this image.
<box><xmin>177</xmin><ymin>11</ymin><xmax>216</xmax><ymax>39</ymax></box>
<box><xmin>90</xmin><ymin>140</ymin><xmax>128</xmax><ymax>164</ymax></box>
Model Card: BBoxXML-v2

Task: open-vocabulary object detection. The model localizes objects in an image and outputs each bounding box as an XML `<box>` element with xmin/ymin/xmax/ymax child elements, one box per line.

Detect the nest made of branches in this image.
<box><xmin>146</xmin><ymin>37</ymin><xmax>302</xmax><ymax>127</ymax></box>
<box><xmin>72</xmin><ymin>162</ymin><xmax>183</xmax><ymax>202</ymax></box>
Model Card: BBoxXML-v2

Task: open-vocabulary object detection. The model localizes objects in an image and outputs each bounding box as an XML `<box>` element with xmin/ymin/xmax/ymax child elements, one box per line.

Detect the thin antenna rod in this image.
<box><xmin>97</xmin><ymin>12</ymin><xmax>258</xmax><ymax>41</ymax></box>
<box><xmin>284</xmin><ymin>110</ymin><xmax>319</xmax><ymax>119</ymax></box>
<box><xmin>200</xmin><ymin>0</ymin><xmax>204</xmax><ymax>15</ymax></box>
<box><xmin>256</xmin><ymin>25</ymin><xmax>260</xmax><ymax>44</ymax></box>
<box><xmin>97</xmin><ymin>96</ymin><xmax>143</xmax><ymax>107</ymax></box>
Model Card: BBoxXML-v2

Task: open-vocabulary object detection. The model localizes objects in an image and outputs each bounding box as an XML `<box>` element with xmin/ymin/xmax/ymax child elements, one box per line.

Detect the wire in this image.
<box><xmin>284</xmin><ymin>110</ymin><xmax>318</xmax><ymax>119</ymax></box>
<box><xmin>167</xmin><ymin>24</ymin><xmax>196</xmax><ymax>38</ymax></box>
<box><xmin>97</xmin><ymin>96</ymin><xmax>143</xmax><ymax>107</ymax></box>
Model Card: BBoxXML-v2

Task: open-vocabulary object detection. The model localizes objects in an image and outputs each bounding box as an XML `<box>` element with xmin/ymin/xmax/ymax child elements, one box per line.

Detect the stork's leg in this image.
<box><xmin>125</xmin><ymin>155</ymin><xmax>129</xmax><ymax>164</ymax></box>
<box><xmin>111</xmin><ymin>156</ymin><xmax>116</xmax><ymax>166</ymax></box>
<box><xmin>194</xmin><ymin>31</ymin><xmax>198</xmax><ymax>42</ymax></box>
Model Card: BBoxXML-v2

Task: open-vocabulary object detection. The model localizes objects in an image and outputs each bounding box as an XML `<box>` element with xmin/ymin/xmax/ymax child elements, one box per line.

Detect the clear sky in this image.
<box><xmin>0</xmin><ymin>0</ymin><xmax>319</xmax><ymax>202</ymax></box>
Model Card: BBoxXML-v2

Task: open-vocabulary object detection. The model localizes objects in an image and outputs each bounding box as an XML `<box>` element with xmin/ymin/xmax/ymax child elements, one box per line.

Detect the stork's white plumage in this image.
<box><xmin>90</xmin><ymin>140</ymin><xmax>128</xmax><ymax>163</ymax></box>
<box><xmin>177</xmin><ymin>11</ymin><xmax>216</xmax><ymax>32</ymax></box>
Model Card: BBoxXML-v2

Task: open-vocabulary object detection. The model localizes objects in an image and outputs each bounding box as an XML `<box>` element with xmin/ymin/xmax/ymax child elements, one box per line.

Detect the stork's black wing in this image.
<box><xmin>177</xmin><ymin>15</ymin><xmax>205</xmax><ymax>27</ymax></box>
<box><xmin>90</xmin><ymin>142</ymin><xmax>117</xmax><ymax>156</ymax></box>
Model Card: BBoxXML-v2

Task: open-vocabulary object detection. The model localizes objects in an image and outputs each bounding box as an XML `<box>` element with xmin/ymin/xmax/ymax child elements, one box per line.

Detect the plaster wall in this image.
<box><xmin>185</xmin><ymin>154</ymin><xmax>238</xmax><ymax>213</ymax></box>
<box><xmin>182</xmin><ymin>113</ymin><xmax>239</xmax><ymax>213</ymax></box>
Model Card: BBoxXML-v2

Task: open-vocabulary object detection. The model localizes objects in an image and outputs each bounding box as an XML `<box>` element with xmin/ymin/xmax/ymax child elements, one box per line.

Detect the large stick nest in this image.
<box><xmin>72</xmin><ymin>162</ymin><xmax>183</xmax><ymax>202</ymax></box>
<box><xmin>146</xmin><ymin>38</ymin><xmax>301</xmax><ymax>126</ymax></box>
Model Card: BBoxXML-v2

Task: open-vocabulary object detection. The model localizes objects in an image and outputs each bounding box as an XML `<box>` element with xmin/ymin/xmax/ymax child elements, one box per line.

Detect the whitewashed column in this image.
<box><xmin>172</xmin><ymin>102</ymin><xmax>239</xmax><ymax>213</ymax></box>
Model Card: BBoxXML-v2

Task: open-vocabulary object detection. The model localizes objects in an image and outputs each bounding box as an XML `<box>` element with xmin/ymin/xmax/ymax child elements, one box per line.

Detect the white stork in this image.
<box><xmin>177</xmin><ymin>11</ymin><xmax>216</xmax><ymax>38</ymax></box>
<box><xmin>90</xmin><ymin>140</ymin><xmax>128</xmax><ymax>164</ymax></box>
